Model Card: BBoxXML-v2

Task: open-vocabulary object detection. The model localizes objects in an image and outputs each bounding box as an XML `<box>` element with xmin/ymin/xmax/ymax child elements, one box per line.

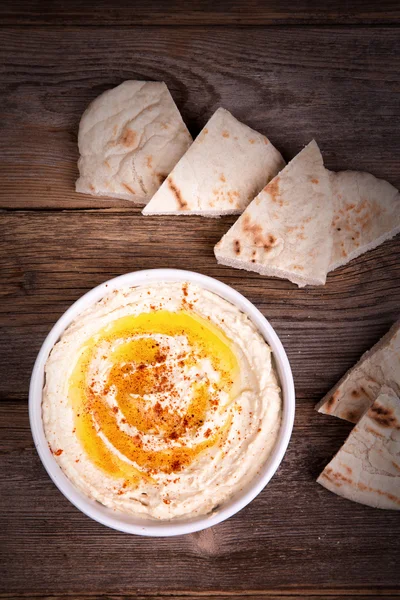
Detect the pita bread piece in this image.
<box><xmin>329</xmin><ymin>170</ymin><xmax>400</xmax><ymax>271</ymax></box>
<box><xmin>142</xmin><ymin>107</ymin><xmax>285</xmax><ymax>217</ymax></box>
<box><xmin>214</xmin><ymin>140</ymin><xmax>333</xmax><ymax>287</ymax></box>
<box><xmin>316</xmin><ymin>321</ymin><xmax>400</xmax><ymax>422</ymax></box>
<box><xmin>76</xmin><ymin>81</ymin><xmax>192</xmax><ymax>204</ymax></box>
<box><xmin>318</xmin><ymin>386</ymin><xmax>400</xmax><ymax>510</ymax></box>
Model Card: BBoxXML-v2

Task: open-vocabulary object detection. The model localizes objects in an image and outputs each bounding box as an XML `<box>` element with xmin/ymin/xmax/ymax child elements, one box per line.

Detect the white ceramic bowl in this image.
<box><xmin>30</xmin><ymin>269</ymin><xmax>295</xmax><ymax>536</ymax></box>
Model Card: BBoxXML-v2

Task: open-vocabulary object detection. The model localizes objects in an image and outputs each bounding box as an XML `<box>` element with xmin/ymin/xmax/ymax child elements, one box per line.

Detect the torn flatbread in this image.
<box><xmin>214</xmin><ymin>140</ymin><xmax>333</xmax><ymax>287</ymax></box>
<box><xmin>316</xmin><ymin>321</ymin><xmax>400</xmax><ymax>422</ymax></box>
<box><xmin>329</xmin><ymin>170</ymin><xmax>400</xmax><ymax>271</ymax></box>
<box><xmin>317</xmin><ymin>386</ymin><xmax>400</xmax><ymax>510</ymax></box>
<box><xmin>142</xmin><ymin>107</ymin><xmax>285</xmax><ymax>217</ymax></box>
<box><xmin>76</xmin><ymin>80</ymin><xmax>192</xmax><ymax>204</ymax></box>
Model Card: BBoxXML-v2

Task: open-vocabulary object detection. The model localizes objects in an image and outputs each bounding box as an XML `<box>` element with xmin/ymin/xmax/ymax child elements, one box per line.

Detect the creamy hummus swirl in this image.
<box><xmin>43</xmin><ymin>282</ymin><xmax>281</xmax><ymax>519</ymax></box>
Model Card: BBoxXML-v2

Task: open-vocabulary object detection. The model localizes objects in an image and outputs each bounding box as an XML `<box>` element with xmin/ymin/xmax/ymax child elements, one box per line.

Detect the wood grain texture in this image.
<box><xmin>1</xmin><ymin>211</ymin><xmax>399</xmax><ymax>593</ymax></box>
<box><xmin>0</xmin><ymin>589</ymin><xmax>400</xmax><ymax>600</ymax></box>
<box><xmin>1</xmin><ymin>210</ymin><xmax>399</xmax><ymax>402</ymax></box>
<box><xmin>1</xmin><ymin>0</ymin><xmax>400</xmax><ymax>25</ymax></box>
<box><xmin>1</xmin><ymin>27</ymin><xmax>400</xmax><ymax>209</ymax></box>
<box><xmin>1</xmin><ymin>401</ymin><xmax>400</xmax><ymax>596</ymax></box>
<box><xmin>1</xmin><ymin>595</ymin><xmax>400</xmax><ymax>600</ymax></box>
<box><xmin>1</xmin><ymin>13</ymin><xmax>400</xmax><ymax>599</ymax></box>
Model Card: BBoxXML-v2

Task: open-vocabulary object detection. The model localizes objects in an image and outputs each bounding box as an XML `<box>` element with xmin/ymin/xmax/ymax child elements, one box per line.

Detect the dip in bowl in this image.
<box><xmin>30</xmin><ymin>269</ymin><xmax>294</xmax><ymax>535</ymax></box>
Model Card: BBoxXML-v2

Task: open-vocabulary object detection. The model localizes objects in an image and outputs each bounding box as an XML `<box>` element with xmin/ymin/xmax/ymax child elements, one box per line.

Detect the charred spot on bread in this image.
<box><xmin>157</xmin><ymin>173</ymin><xmax>167</xmax><ymax>185</ymax></box>
<box><xmin>119</xmin><ymin>128</ymin><xmax>136</xmax><ymax>147</ymax></box>
<box><xmin>370</xmin><ymin>403</ymin><xmax>400</xmax><ymax>429</ymax></box>
<box><xmin>322</xmin><ymin>467</ymin><xmax>353</xmax><ymax>487</ymax></box>
<box><xmin>167</xmin><ymin>177</ymin><xmax>187</xmax><ymax>210</ymax></box>
<box><xmin>264</xmin><ymin>177</ymin><xmax>281</xmax><ymax>205</ymax></box>
<box><xmin>242</xmin><ymin>214</ymin><xmax>277</xmax><ymax>252</ymax></box>
<box><xmin>326</xmin><ymin>389</ymin><xmax>340</xmax><ymax>411</ymax></box>
<box><xmin>263</xmin><ymin>234</ymin><xmax>276</xmax><ymax>251</ymax></box>
<box><xmin>345</xmin><ymin>410</ymin><xmax>358</xmax><ymax>422</ymax></box>
<box><xmin>122</xmin><ymin>183</ymin><xmax>136</xmax><ymax>195</ymax></box>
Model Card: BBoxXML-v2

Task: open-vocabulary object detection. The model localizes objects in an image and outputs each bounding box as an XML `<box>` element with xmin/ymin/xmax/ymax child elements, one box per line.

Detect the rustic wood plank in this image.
<box><xmin>1</xmin><ymin>401</ymin><xmax>399</xmax><ymax>595</ymax></box>
<box><xmin>0</xmin><ymin>589</ymin><xmax>400</xmax><ymax>600</ymax></box>
<box><xmin>1</xmin><ymin>0</ymin><xmax>400</xmax><ymax>25</ymax></box>
<box><xmin>1</xmin><ymin>27</ymin><xmax>400</xmax><ymax>210</ymax></box>
<box><xmin>1</xmin><ymin>595</ymin><xmax>400</xmax><ymax>600</ymax></box>
<box><xmin>1</xmin><ymin>210</ymin><xmax>399</xmax><ymax>402</ymax></box>
<box><xmin>1</xmin><ymin>18</ymin><xmax>400</xmax><ymax>599</ymax></box>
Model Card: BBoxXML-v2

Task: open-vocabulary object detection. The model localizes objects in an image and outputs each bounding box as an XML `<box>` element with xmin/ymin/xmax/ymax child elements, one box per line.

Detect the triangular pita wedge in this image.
<box><xmin>142</xmin><ymin>107</ymin><xmax>285</xmax><ymax>217</ymax></box>
<box><xmin>214</xmin><ymin>140</ymin><xmax>333</xmax><ymax>287</ymax></box>
<box><xmin>316</xmin><ymin>321</ymin><xmax>400</xmax><ymax>422</ymax></box>
<box><xmin>76</xmin><ymin>81</ymin><xmax>192</xmax><ymax>204</ymax></box>
<box><xmin>329</xmin><ymin>170</ymin><xmax>400</xmax><ymax>271</ymax></box>
<box><xmin>317</xmin><ymin>386</ymin><xmax>400</xmax><ymax>510</ymax></box>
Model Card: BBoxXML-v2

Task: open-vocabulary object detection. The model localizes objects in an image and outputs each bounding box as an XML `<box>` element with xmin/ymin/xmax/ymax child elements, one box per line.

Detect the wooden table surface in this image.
<box><xmin>1</xmin><ymin>3</ymin><xmax>400</xmax><ymax>599</ymax></box>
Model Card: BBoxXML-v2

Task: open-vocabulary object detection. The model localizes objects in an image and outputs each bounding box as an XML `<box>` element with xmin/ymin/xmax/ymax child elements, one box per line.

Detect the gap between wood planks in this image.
<box><xmin>0</xmin><ymin>589</ymin><xmax>400</xmax><ymax>598</ymax></box>
<box><xmin>0</xmin><ymin>0</ymin><xmax>400</xmax><ymax>27</ymax></box>
<box><xmin>0</xmin><ymin>207</ymin><xmax>144</xmax><ymax>213</ymax></box>
<box><xmin>1</xmin><ymin>23</ymin><xmax>400</xmax><ymax>28</ymax></box>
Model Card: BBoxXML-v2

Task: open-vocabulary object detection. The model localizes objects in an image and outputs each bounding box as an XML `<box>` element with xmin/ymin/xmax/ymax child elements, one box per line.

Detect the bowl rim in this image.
<box><xmin>29</xmin><ymin>268</ymin><xmax>295</xmax><ymax>536</ymax></box>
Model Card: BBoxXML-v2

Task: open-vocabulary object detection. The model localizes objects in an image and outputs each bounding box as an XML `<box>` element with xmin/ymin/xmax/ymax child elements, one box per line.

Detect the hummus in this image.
<box><xmin>43</xmin><ymin>282</ymin><xmax>282</xmax><ymax>520</ymax></box>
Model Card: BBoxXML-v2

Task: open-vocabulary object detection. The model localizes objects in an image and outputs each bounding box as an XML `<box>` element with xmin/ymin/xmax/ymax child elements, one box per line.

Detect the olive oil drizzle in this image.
<box><xmin>68</xmin><ymin>310</ymin><xmax>239</xmax><ymax>486</ymax></box>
